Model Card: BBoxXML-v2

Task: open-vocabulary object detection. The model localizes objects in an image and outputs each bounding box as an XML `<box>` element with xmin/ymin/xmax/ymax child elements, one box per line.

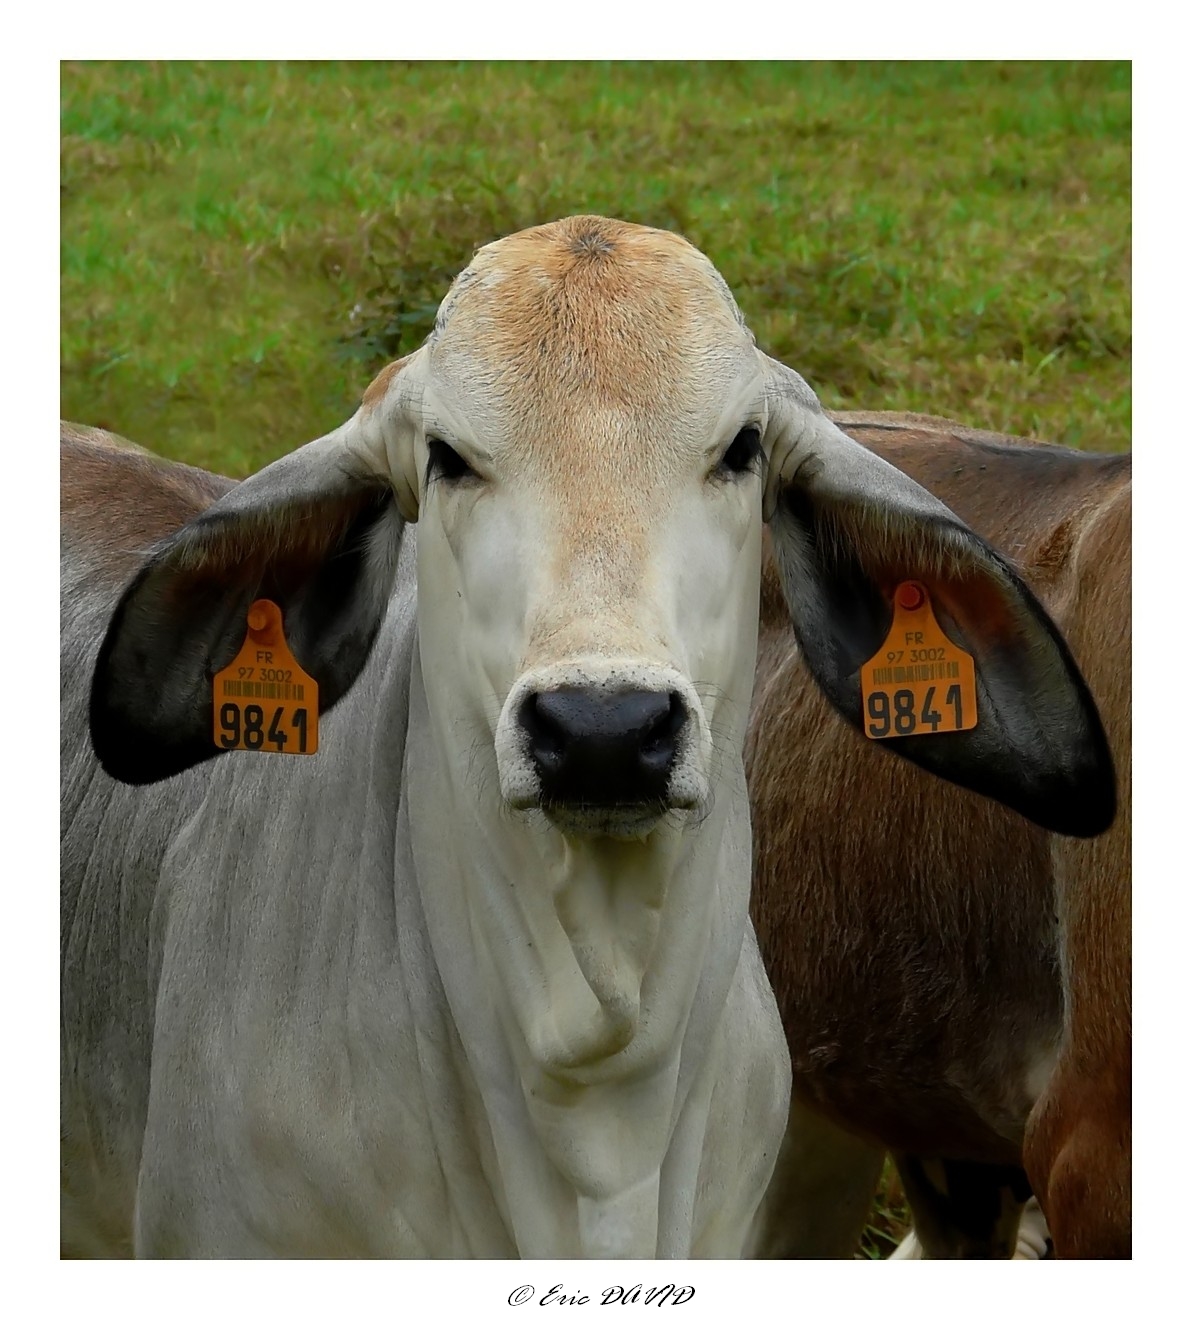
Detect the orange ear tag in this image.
<box><xmin>860</xmin><ymin>582</ymin><xmax>978</xmax><ymax>739</ymax></box>
<box><xmin>212</xmin><ymin>599</ymin><xmax>319</xmax><ymax>755</ymax></box>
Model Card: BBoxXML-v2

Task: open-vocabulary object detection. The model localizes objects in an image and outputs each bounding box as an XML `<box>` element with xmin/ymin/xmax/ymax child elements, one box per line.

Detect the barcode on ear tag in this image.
<box><xmin>212</xmin><ymin>599</ymin><xmax>319</xmax><ymax>755</ymax></box>
<box><xmin>860</xmin><ymin>582</ymin><xmax>978</xmax><ymax>739</ymax></box>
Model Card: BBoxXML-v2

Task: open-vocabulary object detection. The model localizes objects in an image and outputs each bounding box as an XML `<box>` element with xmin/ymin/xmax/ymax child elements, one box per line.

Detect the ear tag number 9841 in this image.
<box><xmin>212</xmin><ymin>599</ymin><xmax>319</xmax><ymax>755</ymax></box>
<box><xmin>860</xmin><ymin>582</ymin><xmax>978</xmax><ymax>740</ymax></box>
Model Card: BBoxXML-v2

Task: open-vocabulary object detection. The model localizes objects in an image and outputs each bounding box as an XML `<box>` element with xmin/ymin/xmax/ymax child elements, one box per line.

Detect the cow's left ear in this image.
<box><xmin>760</xmin><ymin>356</ymin><xmax>1114</xmax><ymax>838</ymax></box>
<box><xmin>89</xmin><ymin>354</ymin><xmax>427</xmax><ymax>787</ymax></box>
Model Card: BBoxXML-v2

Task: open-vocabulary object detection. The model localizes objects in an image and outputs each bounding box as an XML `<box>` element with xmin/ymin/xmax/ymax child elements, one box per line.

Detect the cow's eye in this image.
<box><xmin>426</xmin><ymin>438</ymin><xmax>476</xmax><ymax>485</ymax></box>
<box><xmin>714</xmin><ymin>426</ymin><xmax>762</xmax><ymax>479</ymax></box>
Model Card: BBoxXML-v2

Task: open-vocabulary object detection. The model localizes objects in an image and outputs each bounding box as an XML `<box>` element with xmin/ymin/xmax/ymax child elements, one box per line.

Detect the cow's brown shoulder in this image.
<box><xmin>61</xmin><ymin>422</ymin><xmax>236</xmax><ymax>575</ymax></box>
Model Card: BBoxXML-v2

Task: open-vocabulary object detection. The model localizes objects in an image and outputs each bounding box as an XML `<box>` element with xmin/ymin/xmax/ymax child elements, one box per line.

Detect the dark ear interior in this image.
<box><xmin>770</xmin><ymin>479</ymin><xmax>1115</xmax><ymax>838</ymax></box>
<box><xmin>90</xmin><ymin>444</ymin><xmax>405</xmax><ymax>785</ymax></box>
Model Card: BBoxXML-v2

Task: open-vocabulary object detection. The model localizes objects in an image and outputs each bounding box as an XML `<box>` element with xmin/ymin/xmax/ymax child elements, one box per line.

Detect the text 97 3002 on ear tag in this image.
<box><xmin>212</xmin><ymin>600</ymin><xmax>318</xmax><ymax>755</ymax></box>
<box><xmin>860</xmin><ymin>582</ymin><xmax>978</xmax><ymax>739</ymax></box>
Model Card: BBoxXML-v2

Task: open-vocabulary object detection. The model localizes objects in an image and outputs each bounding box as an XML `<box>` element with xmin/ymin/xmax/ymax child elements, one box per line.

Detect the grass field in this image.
<box><xmin>60</xmin><ymin>60</ymin><xmax>1132</xmax><ymax>1259</ymax></box>
<box><xmin>61</xmin><ymin>60</ymin><xmax>1130</xmax><ymax>477</ymax></box>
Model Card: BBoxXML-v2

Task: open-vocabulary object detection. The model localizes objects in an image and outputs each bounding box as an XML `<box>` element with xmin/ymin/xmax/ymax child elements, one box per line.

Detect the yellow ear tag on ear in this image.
<box><xmin>860</xmin><ymin>582</ymin><xmax>978</xmax><ymax>739</ymax></box>
<box><xmin>212</xmin><ymin>599</ymin><xmax>319</xmax><ymax>755</ymax></box>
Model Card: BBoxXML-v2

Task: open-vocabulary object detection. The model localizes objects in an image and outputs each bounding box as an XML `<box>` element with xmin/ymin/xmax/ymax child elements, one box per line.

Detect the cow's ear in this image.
<box><xmin>759</xmin><ymin>355</ymin><xmax>1114</xmax><ymax>838</ymax></box>
<box><xmin>90</xmin><ymin>356</ymin><xmax>424</xmax><ymax>786</ymax></box>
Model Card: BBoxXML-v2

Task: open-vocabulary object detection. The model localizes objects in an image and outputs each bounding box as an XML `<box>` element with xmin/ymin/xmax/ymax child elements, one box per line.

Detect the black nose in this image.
<box><xmin>518</xmin><ymin>686</ymin><xmax>687</xmax><ymax>807</ymax></box>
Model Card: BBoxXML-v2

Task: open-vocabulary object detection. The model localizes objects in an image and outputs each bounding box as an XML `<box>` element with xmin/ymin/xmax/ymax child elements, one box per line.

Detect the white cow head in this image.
<box><xmin>91</xmin><ymin>216</ymin><xmax>1113</xmax><ymax>840</ymax></box>
<box><xmin>362</xmin><ymin>219</ymin><xmax>771</xmax><ymax>838</ymax></box>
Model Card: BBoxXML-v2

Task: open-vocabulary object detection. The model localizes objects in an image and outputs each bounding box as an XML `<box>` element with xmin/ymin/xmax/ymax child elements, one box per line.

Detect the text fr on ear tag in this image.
<box><xmin>212</xmin><ymin>599</ymin><xmax>319</xmax><ymax>755</ymax></box>
<box><xmin>860</xmin><ymin>581</ymin><xmax>978</xmax><ymax>740</ymax></box>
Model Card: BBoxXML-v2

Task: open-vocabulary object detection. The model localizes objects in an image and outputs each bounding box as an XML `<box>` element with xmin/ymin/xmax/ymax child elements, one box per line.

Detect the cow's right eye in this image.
<box><xmin>711</xmin><ymin>425</ymin><xmax>763</xmax><ymax>483</ymax></box>
<box><xmin>426</xmin><ymin>438</ymin><xmax>476</xmax><ymax>485</ymax></box>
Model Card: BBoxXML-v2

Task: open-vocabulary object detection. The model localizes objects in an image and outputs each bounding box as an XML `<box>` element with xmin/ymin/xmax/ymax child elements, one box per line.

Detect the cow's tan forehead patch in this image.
<box><xmin>429</xmin><ymin>216</ymin><xmax>753</xmax><ymax>424</ymax></box>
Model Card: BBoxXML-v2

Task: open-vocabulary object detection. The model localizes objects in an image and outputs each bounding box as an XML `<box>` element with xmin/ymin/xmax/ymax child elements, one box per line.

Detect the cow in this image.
<box><xmin>745</xmin><ymin>412</ymin><xmax>1130</xmax><ymax>1258</ymax></box>
<box><xmin>1022</xmin><ymin>472</ymin><xmax>1131</xmax><ymax>1259</ymax></box>
<box><xmin>61</xmin><ymin>216</ymin><xmax>1114</xmax><ymax>1258</ymax></box>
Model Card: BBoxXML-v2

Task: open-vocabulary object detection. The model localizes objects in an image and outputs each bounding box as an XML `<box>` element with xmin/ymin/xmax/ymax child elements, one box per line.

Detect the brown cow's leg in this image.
<box><xmin>1022</xmin><ymin>812</ymin><xmax>1131</xmax><ymax>1259</ymax></box>
<box><xmin>892</xmin><ymin>1156</ymin><xmax>1040</xmax><ymax>1259</ymax></box>
<box><xmin>1024</xmin><ymin>1068</ymin><xmax>1131</xmax><ymax>1258</ymax></box>
<box><xmin>751</xmin><ymin>1098</ymin><xmax>885</xmax><ymax>1258</ymax></box>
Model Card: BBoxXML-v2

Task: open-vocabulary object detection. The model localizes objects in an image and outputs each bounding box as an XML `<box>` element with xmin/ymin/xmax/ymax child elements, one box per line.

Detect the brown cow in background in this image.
<box><xmin>1022</xmin><ymin>477</ymin><xmax>1131</xmax><ymax>1258</ymax></box>
<box><xmin>748</xmin><ymin>413</ymin><xmax>1130</xmax><ymax>1259</ymax></box>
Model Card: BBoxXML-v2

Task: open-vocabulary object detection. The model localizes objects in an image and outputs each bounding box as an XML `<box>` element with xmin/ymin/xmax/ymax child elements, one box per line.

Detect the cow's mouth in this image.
<box><xmin>539</xmin><ymin>800</ymin><xmax>674</xmax><ymax>840</ymax></box>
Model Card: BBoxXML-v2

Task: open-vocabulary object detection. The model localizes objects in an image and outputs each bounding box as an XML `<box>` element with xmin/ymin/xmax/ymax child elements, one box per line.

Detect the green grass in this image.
<box><xmin>60</xmin><ymin>61</ymin><xmax>1130</xmax><ymax>1258</ymax></box>
<box><xmin>62</xmin><ymin>60</ymin><xmax>1130</xmax><ymax>477</ymax></box>
<box><xmin>858</xmin><ymin>1159</ymin><xmax>912</xmax><ymax>1259</ymax></box>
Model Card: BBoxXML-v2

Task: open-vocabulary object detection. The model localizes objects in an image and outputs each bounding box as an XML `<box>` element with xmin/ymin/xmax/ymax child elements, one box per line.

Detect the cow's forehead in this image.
<box><xmin>423</xmin><ymin>216</ymin><xmax>759</xmax><ymax>455</ymax></box>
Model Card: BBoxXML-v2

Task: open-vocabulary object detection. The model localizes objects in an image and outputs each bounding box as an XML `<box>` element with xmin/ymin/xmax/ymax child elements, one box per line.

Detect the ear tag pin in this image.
<box><xmin>860</xmin><ymin>582</ymin><xmax>978</xmax><ymax>739</ymax></box>
<box><xmin>212</xmin><ymin>599</ymin><xmax>319</xmax><ymax>755</ymax></box>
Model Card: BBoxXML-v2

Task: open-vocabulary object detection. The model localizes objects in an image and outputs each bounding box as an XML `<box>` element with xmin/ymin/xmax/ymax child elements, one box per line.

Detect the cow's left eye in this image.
<box><xmin>427</xmin><ymin>438</ymin><xmax>477</xmax><ymax>485</ymax></box>
<box><xmin>714</xmin><ymin>426</ymin><xmax>762</xmax><ymax>479</ymax></box>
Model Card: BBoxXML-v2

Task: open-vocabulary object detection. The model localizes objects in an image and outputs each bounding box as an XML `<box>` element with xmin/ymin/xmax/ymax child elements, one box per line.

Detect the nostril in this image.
<box><xmin>639</xmin><ymin>692</ymin><xmax>687</xmax><ymax>768</ymax></box>
<box><xmin>520</xmin><ymin>693</ymin><xmax>567</xmax><ymax>770</ymax></box>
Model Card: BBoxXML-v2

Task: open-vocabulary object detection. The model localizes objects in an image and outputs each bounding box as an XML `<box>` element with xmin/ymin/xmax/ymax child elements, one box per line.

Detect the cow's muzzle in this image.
<box><xmin>496</xmin><ymin>666</ymin><xmax>710</xmax><ymax>838</ymax></box>
<box><xmin>518</xmin><ymin>686</ymin><xmax>686</xmax><ymax>811</ymax></box>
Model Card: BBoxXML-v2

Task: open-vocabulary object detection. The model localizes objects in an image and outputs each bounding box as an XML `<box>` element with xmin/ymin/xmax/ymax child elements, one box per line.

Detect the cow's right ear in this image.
<box><xmin>759</xmin><ymin>355</ymin><xmax>1115</xmax><ymax>839</ymax></box>
<box><xmin>90</xmin><ymin>356</ymin><xmax>424</xmax><ymax>786</ymax></box>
